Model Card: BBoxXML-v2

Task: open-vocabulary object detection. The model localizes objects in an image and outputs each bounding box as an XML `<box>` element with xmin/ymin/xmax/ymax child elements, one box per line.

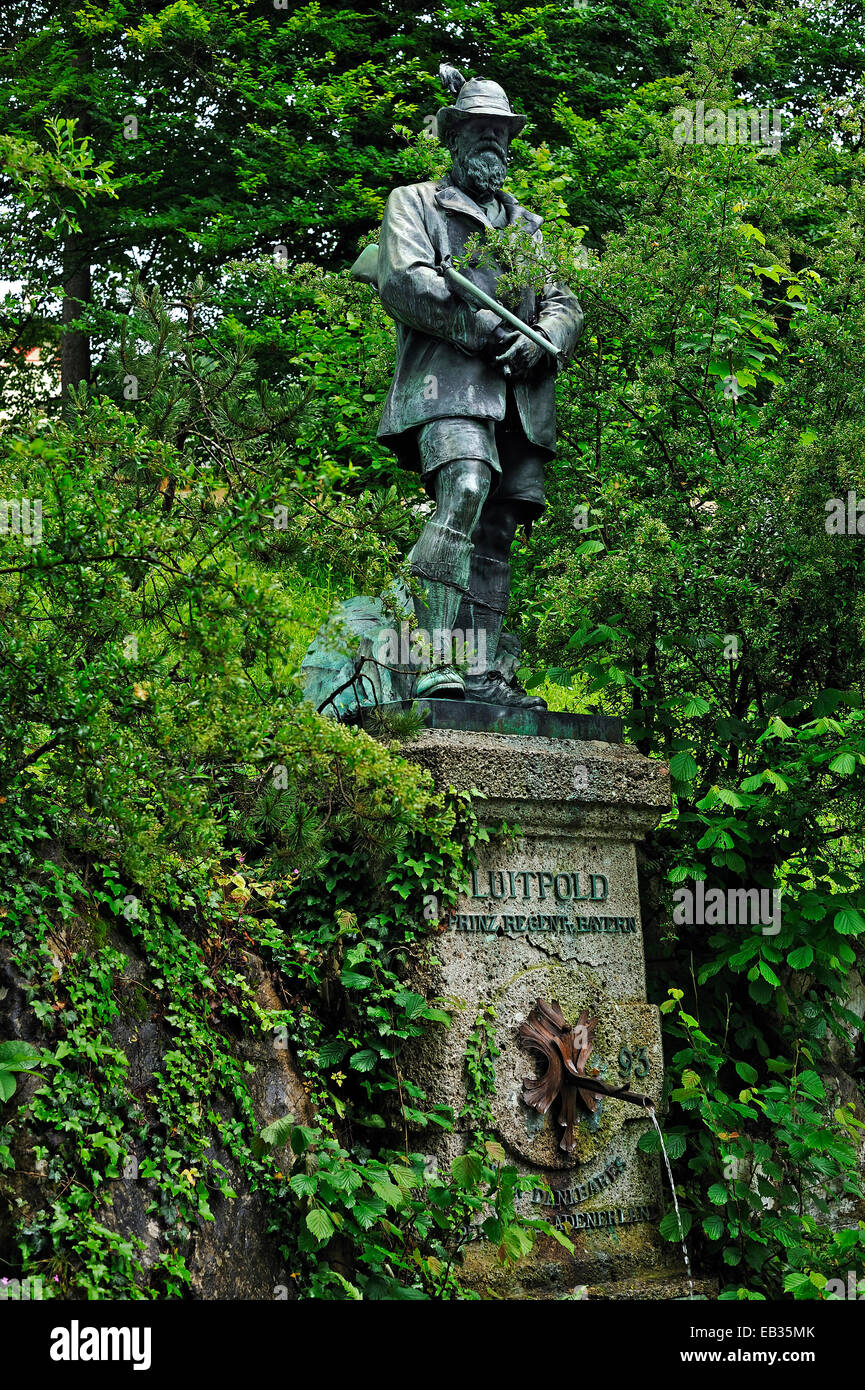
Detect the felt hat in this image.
<box><xmin>436</xmin><ymin>75</ymin><xmax>527</xmax><ymax>140</ymax></box>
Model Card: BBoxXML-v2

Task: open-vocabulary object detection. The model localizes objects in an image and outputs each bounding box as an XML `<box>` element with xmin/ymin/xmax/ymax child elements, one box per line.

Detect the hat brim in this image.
<box><xmin>436</xmin><ymin>106</ymin><xmax>527</xmax><ymax>139</ymax></box>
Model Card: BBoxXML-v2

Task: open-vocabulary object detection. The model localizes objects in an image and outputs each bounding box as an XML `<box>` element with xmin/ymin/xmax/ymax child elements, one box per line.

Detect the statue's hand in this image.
<box><xmin>469</xmin><ymin>309</ymin><xmax>507</xmax><ymax>355</ymax></box>
<box><xmin>493</xmin><ymin>330</ymin><xmax>550</xmax><ymax>380</ymax></box>
<box><xmin>479</xmin><ymin>322</ymin><xmax>513</xmax><ymax>365</ymax></box>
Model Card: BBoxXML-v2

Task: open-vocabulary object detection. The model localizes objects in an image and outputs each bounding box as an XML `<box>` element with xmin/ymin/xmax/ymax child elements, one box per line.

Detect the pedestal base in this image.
<box><xmin>400</xmin><ymin>727</ymin><xmax>677</xmax><ymax>1296</ymax></box>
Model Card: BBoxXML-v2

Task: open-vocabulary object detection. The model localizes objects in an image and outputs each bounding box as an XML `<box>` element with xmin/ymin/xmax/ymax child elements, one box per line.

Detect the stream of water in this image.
<box><xmin>647</xmin><ymin>1102</ymin><xmax>694</xmax><ymax>1299</ymax></box>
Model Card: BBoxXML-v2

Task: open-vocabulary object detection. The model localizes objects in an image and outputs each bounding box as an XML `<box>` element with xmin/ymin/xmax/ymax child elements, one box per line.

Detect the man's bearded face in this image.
<box><xmin>449</xmin><ymin>117</ymin><xmax>510</xmax><ymax>202</ymax></box>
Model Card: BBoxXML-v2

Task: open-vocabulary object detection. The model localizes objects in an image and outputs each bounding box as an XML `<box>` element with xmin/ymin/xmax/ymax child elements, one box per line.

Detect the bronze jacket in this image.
<box><xmin>376</xmin><ymin>178</ymin><xmax>583</xmax><ymax>467</ymax></box>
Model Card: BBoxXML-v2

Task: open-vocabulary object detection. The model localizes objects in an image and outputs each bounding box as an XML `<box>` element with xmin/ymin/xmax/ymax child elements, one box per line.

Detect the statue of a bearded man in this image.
<box><xmin>368</xmin><ymin>67</ymin><xmax>584</xmax><ymax>708</ymax></box>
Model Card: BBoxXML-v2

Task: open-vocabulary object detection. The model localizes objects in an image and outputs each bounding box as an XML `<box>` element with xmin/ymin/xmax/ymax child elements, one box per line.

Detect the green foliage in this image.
<box><xmin>258</xmin><ymin>1121</ymin><xmax>550</xmax><ymax>1300</ymax></box>
<box><xmin>1</xmin><ymin>0</ymin><xmax>864</xmax><ymax>1303</ymax></box>
<box><xmin>0</xmin><ymin>1042</ymin><xmax>44</xmax><ymax>1104</ymax></box>
<box><xmin>511</xmin><ymin>0</ymin><xmax>865</xmax><ymax>1296</ymax></box>
<box><xmin>646</xmin><ymin>990</ymin><xmax>865</xmax><ymax>1298</ymax></box>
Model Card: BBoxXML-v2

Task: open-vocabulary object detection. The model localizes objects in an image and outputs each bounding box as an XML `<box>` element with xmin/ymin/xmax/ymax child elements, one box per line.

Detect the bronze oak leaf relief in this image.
<box><xmin>518</xmin><ymin>999</ymin><xmax>599</xmax><ymax>1155</ymax></box>
<box><xmin>518</xmin><ymin>999</ymin><xmax>654</xmax><ymax>1155</ymax></box>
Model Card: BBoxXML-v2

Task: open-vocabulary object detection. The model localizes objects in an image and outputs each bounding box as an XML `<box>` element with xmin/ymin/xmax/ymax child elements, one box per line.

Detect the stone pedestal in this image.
<box><xmin>400</xmin><ymin>725</ymin><xmax>683</xmax><ymax>1297</ymax></box>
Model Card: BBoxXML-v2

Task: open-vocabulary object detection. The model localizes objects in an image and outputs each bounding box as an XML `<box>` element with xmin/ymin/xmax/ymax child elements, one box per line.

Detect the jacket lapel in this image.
<box><xmin>433</xmin><ymin>181</ymin><xmax>543</xmax><ymax>236</ymax></box>
<box><xmin>434</xmin><ymin>181</ymin><xmax>494</xmax><ymax>229</ymax></box>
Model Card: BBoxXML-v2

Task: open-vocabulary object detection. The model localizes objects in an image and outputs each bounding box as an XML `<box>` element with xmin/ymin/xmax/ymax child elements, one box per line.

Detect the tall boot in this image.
<box><xmin>407</xmin><ymin>520</ymin><xmax>473</xmax><ymax>698</ymax></box>
<box><xmin>458</xmin><ymin>551</ymin><xmax>546</xmax><ymax>709</ymax></box>
<box><xmin>455</xmin><ymin>554</ymin><xmax>510</xmax><ymax>676</ymax></box>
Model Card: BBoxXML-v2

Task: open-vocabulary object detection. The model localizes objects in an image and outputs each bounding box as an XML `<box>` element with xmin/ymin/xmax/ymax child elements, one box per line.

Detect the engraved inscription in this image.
<box><xmin>544</xmin><ymin>1203</ymin><xmax>660</xmax><ymax>1233</ymax></box>
<box><xmin>447</xmin><ymin>913</ymin><xmax>637</xmax><ymax>936</ymax></box>
<box><xmin>530</xmin><ymin>1154</ymin><xmax>627</xmax><ymax>1209</ymax></box>
<box><xmin>470</xmin><ymin>869</ymin><xmax>608</xmax><ymax>903</ymax></box>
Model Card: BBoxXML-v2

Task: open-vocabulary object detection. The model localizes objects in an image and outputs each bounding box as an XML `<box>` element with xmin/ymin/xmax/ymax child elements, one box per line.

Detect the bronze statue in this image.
<box><xmin>357</xmin><ymin>67</ymin><xmax>584</xmax><ymax>709</ymax></box>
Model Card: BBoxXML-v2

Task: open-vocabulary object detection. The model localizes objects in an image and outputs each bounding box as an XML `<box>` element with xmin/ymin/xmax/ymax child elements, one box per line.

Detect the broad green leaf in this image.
<box><xmin>659</xmin><ymin>1209</ymin><xmax>691</xmax><ymax>1241</ymax></box>
<box><xmin>664</xmin><ymin>1133</ymin><xmax>686</xmax><ymax>1160</ymax></box>
<box><xmin>670</xmin><ymin>751</ymin><xmax>698</xmax><ymax>781</ymax></box>
<box><xmin>786</xmin><ymin>946</ymin><xmax>813</xmax><ymax>970</ymax></box>
<box><xmin>682</xmin><ymin>696</ymin><xmax>711</xmax><ymax>717</ymax></box>
<box><xmin>758</xmin><ymin>960</ymin><xmax>780</xmax><ymax>986</ymax></box>
<box><xmin>340</xmin><ymin>969</ymin><xmax>371</xmax><ymax>989</ymax></box>
<box><xmin>829</xmin><ymin>752</ymin><xmax>856</xmax><ymax>775</ymax></box>
<box><xmin>317</xmin><ymin>1040</ymin><xmax>348</xmax><ymax>1068</ymax></box>
<box><xmin>259</xmin><ymin>1115</ymin><xmax>295</xmax><ymax>1149</ymax></box>
<box><xmin>576</xmin><ymin>538</ymin><xmax>605</xmax><ymax>559</ymax></box>
<box><xmin>717</xmin><ymin>789</ymin><xmax>745</xmax><ymax>809</ymax></box>
<box><xmin>290</xmin><ymin>1124</ymin><xmax>319</xmax><ymax>1155</ymax></box>
<box><xmin>353</xmin><ymin>1196</ymin><xmax>387</xmax><ymax>1229</ymax></box>
<box><xmin>305</xmin><ymin>1208</ymin><xmax>335</xmax><ymax>1243</ymax></box>
<box><xmin>500</xmin><ymin>1223</ymin><xmax>534</xmax><ymax>1260</ymax></box>
<box><xmin>0</xmin><ymin>1042</ymin><xmax>41</xmax><ymax>1069</ymax></box>
<box><xmin>834</xmin><ymin>907</ymin><xmax>865</xmax><ymax>936</ymax></box>
<box><xmin>394</xmin><ymin>990</ymin><xmax>426</xmax><ymax>1019</ymax></box>
<box><xmin>451</xmin><ymin>1153</ymin><xmax>483</xmax><ymax>1188</ymax></box>
<box><xmin>349</xmin><ymin>1049</ymin><xmax>378</xmax><ymax>1072</ymax></box>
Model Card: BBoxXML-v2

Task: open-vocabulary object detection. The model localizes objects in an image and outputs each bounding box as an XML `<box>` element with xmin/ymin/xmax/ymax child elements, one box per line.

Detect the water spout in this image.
<box><xmin>645</xmin><ymin>1101</ymin><xmax>694</xmax><ymax>1299</ymax></box>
